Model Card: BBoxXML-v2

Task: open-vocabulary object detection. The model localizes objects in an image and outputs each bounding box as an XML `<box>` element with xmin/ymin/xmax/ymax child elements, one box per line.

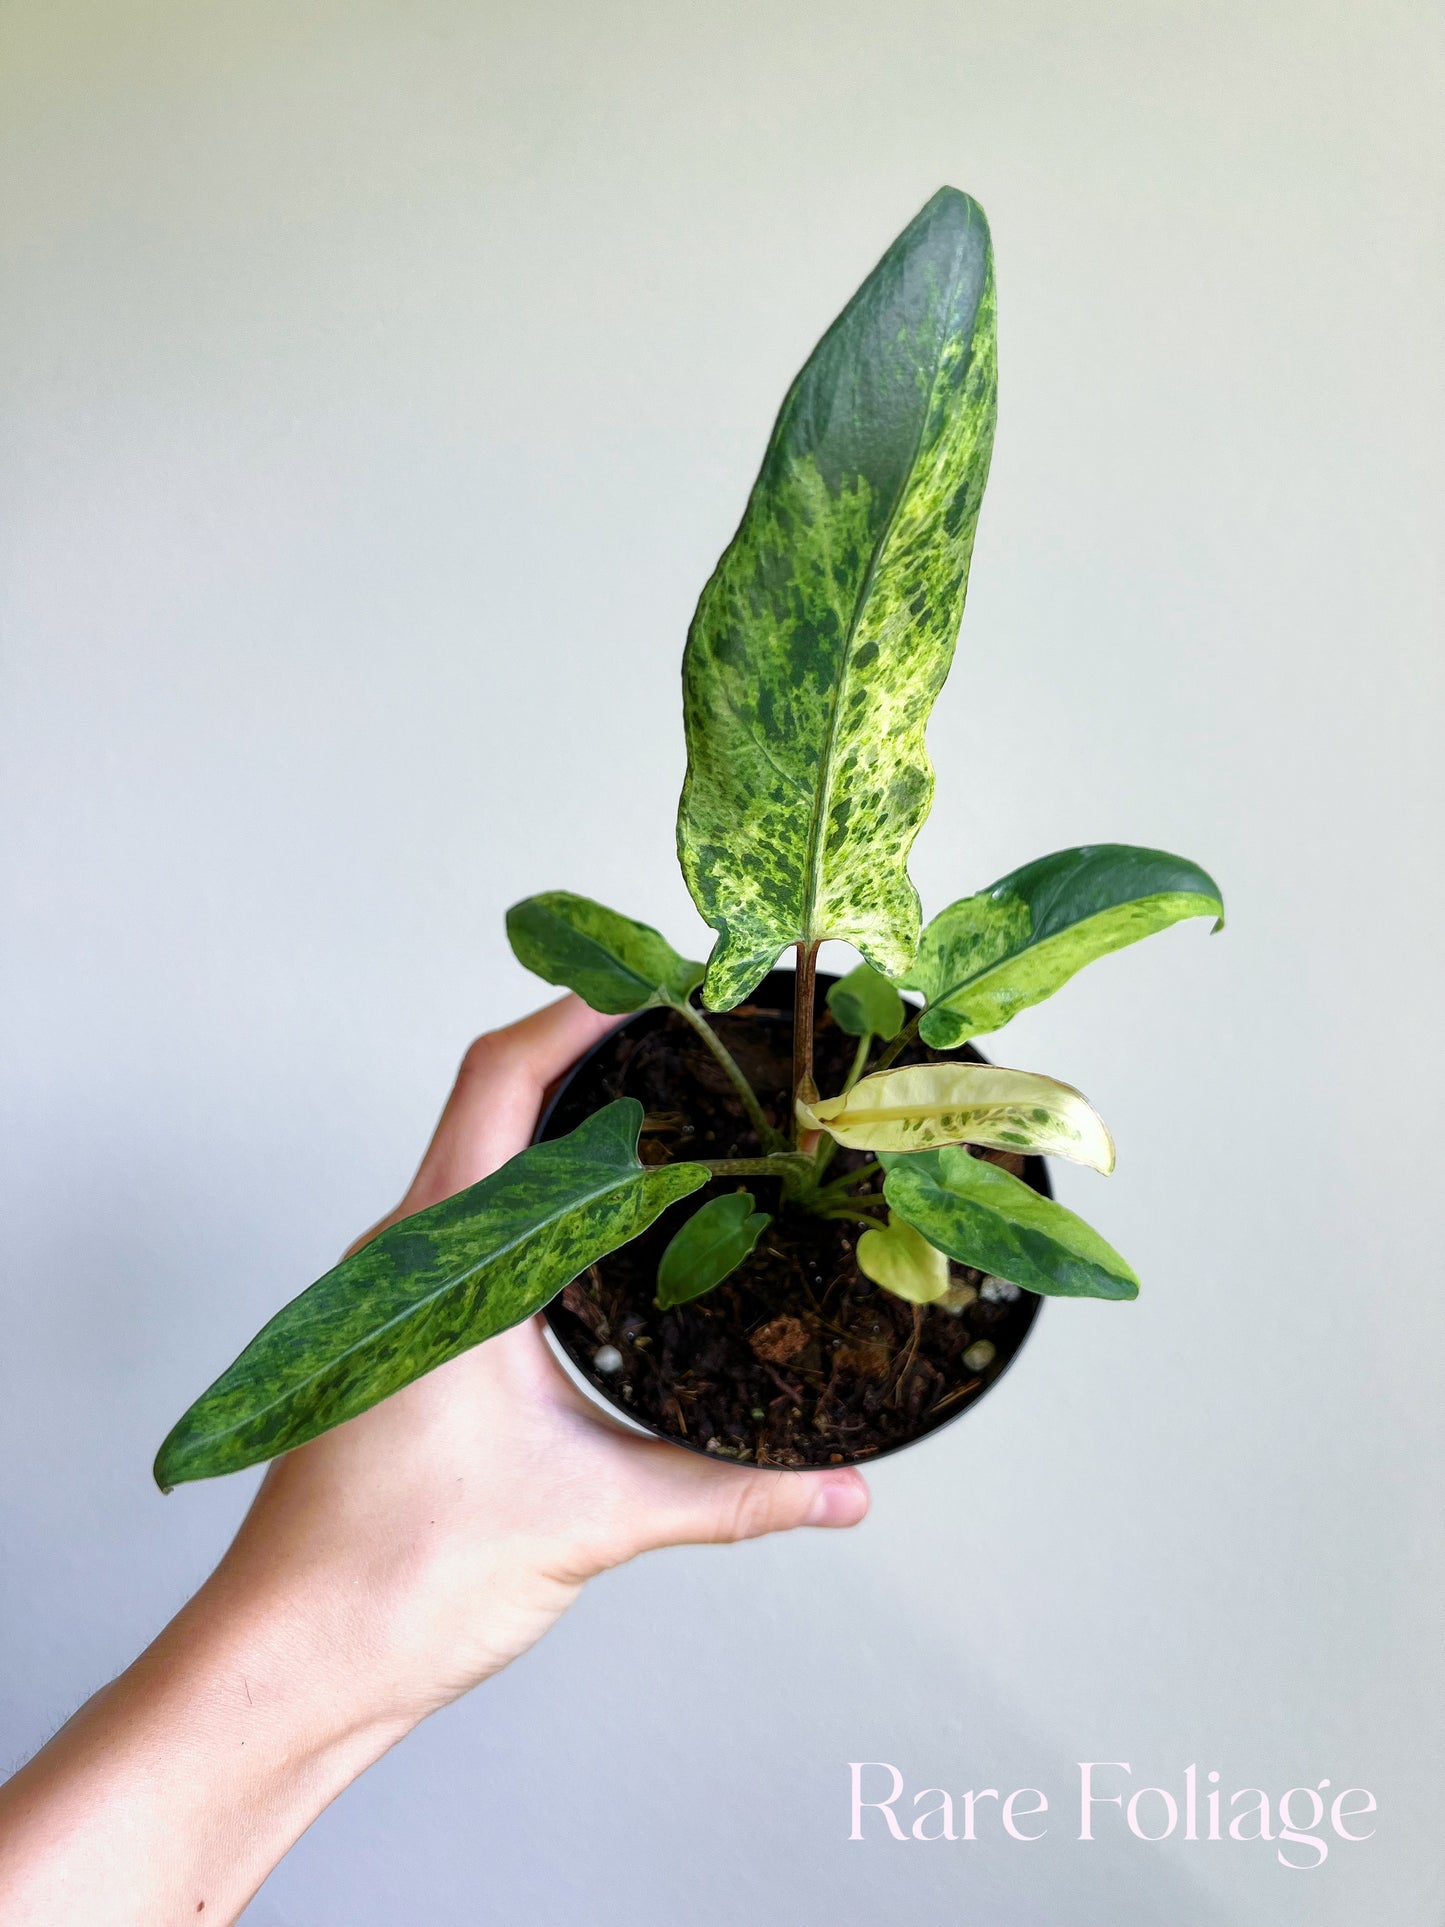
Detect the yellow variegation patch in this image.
<box><xmin>856</xmin><ymin>1212</ymin><xmax>952</xmax><ymax>1304</ymax></box>
<box><xmin>797</xmin><ymin>1063</ymin><xmax>1116</xmax><ymax>1171</ymax></box>
<box><xmin>677</xmin><ymin>188</ymin><xmax>998</xmax><ymax>1009</ymax></box>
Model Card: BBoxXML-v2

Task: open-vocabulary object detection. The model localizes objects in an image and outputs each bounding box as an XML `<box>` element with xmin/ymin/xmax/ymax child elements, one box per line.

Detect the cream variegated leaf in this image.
<box><xmin>855</xmin><ymin>1212</ymin><xmax>952</xmax><ymax>1304</ymax></box>
<box><xmin>677</xmin><ymin>187</ymin><xmax>998</xmax><ymax>1009</ymax></box>
<box><xmin>797</xmin><ymin>1062</ymin><xmax>1116</xmax><ymax>1170</ymax></box>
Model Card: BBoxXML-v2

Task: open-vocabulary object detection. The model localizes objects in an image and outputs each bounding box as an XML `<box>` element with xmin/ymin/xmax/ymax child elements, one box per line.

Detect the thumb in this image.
<box><xmin>616</xmin><ymin>1442</ymin><xmax>870</xmax><ymax>1554</ymax></box>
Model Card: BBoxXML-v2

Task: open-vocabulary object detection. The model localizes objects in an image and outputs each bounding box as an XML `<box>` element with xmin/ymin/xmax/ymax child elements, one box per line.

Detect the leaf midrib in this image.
<box><xmin>924</xmin><ymin>889</ymin><xmax>1220</xmax><ymax>1014</ymax></box>
<box><xmin>826</xmin><ymin>1101</ymin><xmax>1069</xmax><ymax>1126</ymax></box>
<box><xmin>549</xmin><ymin>907</ymin><xmax>660</xmax><ymax>999</ymax></box>
<box><xmin>798</xmin><ymin>240</ymin><xmax>972</xmax><ymax>945</ymax></box>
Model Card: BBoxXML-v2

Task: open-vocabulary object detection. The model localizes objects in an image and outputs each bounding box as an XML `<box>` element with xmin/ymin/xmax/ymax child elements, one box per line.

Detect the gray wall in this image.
<box><xmin>3</xmin><ymin>3</ymin><xmax>1441</xmax><ymax>1921</ymax></box>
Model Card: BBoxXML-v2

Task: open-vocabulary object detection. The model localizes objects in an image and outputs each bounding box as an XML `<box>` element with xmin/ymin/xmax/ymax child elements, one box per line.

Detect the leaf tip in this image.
<box><xmin>152</xmin><ymin>1435</ymin><xmax>187</xmax><ymax>1494</ymax></box>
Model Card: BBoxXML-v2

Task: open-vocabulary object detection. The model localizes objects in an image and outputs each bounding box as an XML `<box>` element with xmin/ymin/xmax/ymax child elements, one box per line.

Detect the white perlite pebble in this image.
<box><xmin>980</xmin><ymin>1276</ymin><xmax>1021</xmax><ymax>1303</ymax></box>
<box><xmin>593</xmin><ymin>1344</ymin><xmax>624</xmax><ymax>1375</ymax></box>
<box><xmin>963</xmin><ymin>1339</ymin><xmax>997</xmax><ymax>1371</ymax></box>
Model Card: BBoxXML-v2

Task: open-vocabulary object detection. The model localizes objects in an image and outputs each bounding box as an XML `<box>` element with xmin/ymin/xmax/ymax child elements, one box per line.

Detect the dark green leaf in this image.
<box><xmin>900</xmin><ymin>844</ymin><xmax>1224</xmax><ymax>1047</ymax></box>
<box><xmin>826</xmin><ymin>961</ymin><xmax>906</xmax><ymax>1040</ymax></box>
<box><xmin>881</xmin><ymin>1145</ymin><xmax>1139</xmax><ymax>1300</ymax></box>
<box><xmin>507</xmin><ymin>891</ymin><xmax>704</xmax><ymax>1015</ymax></box>
<box><xmin>655</xmin><ymin>1190</ymin><xmax>771</xmax><ymax>1308</ymax></box>
<box><xmin>677</xmin><ymin>187</ymin><xmax>998</xmax><ymax>1009</ymax></box>
<box><xmin>155</xmin><ymin>1101</ymin><xmax>707</xmax><ymax>1487</ymax></box>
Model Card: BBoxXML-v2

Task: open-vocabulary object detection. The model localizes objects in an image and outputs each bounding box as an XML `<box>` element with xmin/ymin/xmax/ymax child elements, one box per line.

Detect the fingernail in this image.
<box><xmin>806</xmin><ymin>1475</ymin><xmax>868</xmax><ymax>1529</ymax></box>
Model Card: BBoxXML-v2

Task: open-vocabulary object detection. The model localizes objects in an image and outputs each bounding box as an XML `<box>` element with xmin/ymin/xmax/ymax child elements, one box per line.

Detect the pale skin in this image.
<box><xmin>0</xmin><ymin>995</ymin><xmax>870</xmax><ymax>1924</ymax></box>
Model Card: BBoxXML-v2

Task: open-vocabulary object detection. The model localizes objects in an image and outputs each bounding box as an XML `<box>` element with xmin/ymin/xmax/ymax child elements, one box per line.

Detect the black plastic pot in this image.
<box><xmin>537</xmin><ymin>969</ymin><xmax>1047</xmax><ymax>1466</ymax></box>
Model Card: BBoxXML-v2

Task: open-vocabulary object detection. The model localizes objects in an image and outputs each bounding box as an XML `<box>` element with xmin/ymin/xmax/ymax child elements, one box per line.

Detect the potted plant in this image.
<box><xmin>155</xmin><ymin>186</ymin><xmax>1222</xmax><ymax>1489</ymax></box>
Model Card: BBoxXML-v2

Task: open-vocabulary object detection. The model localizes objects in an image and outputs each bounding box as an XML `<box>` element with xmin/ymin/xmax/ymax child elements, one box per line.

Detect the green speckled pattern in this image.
<box><xmin>154</xmin><ymin>1101</ymin><xmax>707</xmax><ymax>1487</ymax></box>
<box><xmin>799</xmin><ymin>1061</ymin><xmax>1115</xmax><ymax>1170</ymax></box>
<box><xmin>507</xmin><ymin>891</ymin><xmax>704</xmax><ymax>1014</ymax></box>
<box><xmin>901</xmin><ymin>843</ymin><xmax>1224</xmax><ymax>1047</ymax></box>
<box><xmin>881</xmin><ymin>1146</ymin><xmax>1139</xmax><ymax>1300</ymax></box>
<box><xmin>677</xmin><ymin>187</ymin><xmax>998</xmax><ymax>1009</ymax></box>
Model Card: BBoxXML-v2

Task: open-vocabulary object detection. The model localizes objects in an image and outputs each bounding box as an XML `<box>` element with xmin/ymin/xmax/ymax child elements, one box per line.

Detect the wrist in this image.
<box><xmin>0</xmin><ymin>1571</ymin><xmax>414</xmax><ymax>1927</ymax></box>
<box><xmin>175</xmin><ymin>1554</ymin><xmax>424</xmax><ymax>1775</ymax></box>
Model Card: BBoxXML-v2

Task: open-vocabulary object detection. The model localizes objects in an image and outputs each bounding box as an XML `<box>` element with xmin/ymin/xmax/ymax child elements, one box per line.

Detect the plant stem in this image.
<box><xmin>792</xmin><ymin>940</ymin><xmax>820</xmax><ymax>1143</ymax></box>
<box><xmin>808</xmin><ymin>1036</ymin><xmax>871</xmax><ymax>1188</ymax></box>
<box><xmin>842</xmin><ymin>1030</ymin><xmax>873</xmax><ymax>1094</ymax></box>
<box><xmin>817</xmin><ymin>1205</ymin><xmax>886</xmax><ymax>1227</ymax></box>
<box><xmin>671</xmin><ymin>997</ymin><xmax>784</xmax><ymax>1151</ymax></box>
<box><xmin>812</xmin><ymin>1161</ymin><xmax>881</xmax><ymax>1203</ymax></box>
<box><xmin>870</xmin><ymin>1005</ymin><xmax>923</xmax><ymax>1074</ymax></box>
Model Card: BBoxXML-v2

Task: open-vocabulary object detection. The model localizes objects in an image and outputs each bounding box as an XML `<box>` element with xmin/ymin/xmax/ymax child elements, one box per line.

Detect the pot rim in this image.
<box><xmin>535</xmin><ymin>967</ymin><xmax>1047</xmax><ymax>1468</ymax></box>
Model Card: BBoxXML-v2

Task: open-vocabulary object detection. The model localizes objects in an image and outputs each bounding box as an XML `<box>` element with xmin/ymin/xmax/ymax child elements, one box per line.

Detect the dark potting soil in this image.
<box><xmin>541</xmin><ymin>979</ymin><xmax>1044</xmax><ymax>1467</ymax></box>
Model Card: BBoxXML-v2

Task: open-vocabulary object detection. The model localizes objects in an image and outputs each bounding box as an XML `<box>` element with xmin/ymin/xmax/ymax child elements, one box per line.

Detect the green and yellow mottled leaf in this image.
<box><xmin>154</xmin><ymin>1101</ymin><xmax>707</xmax><ymax>1487</ymax></box>
<box><xmin>826</xmin><ymin>960</ymin><xmax>907</xmax><ymax>1040</ymax></box>
<box><xmin>856</xmin><ymin>1210</ymin><xmax>951</xmax><ymax>1304</ymax></box>
<box><xmin>507</xmin><ymin>891</ymin><xmax>704</xmax><ymax>1015</ymax></box>
<box><xmin>900</xmin><ymin>845</ymin><xmax>1223</xmax><ymax>1048</ymax></box>
<box><xmin>881</xmin><ymin>1146</ymin><xmax>1139</xmax><ymax>1300</ymax></box>
<box><xmin>677</xmin><ymin>187</ymin><xmax>998</xmax><ymax>1010</ymax></box>
<box><xmin>655</xmin><ymin>1190</ymin><xmax>772</xmax><ymax>1308</ymax></box>
<box><xmin>797</xmin><ymin>1061</ymin><xmax>1115</xmax><ymax>1170</ymax></box>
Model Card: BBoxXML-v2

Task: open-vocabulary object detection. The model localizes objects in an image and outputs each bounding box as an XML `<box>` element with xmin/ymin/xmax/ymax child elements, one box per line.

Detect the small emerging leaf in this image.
<box><xmin>507</xmin><ymin>891</ymin><xmax>704</xmax><ymax>1015</ymax></box>
<box><xmin>900</xmin><ymin>844</ymin><xmax>1224</xmax><ymax>1047</ymax></box>
<box><xmin>677</xmin><ymin>187</ymin><xmax>998</xmax><ymax>1009</ymax></box>
<box><xmin>155</xmin><ymin>1101</ymin><xmax>707</xmax><ymax>1487</ymax></box>
<box><xmin>856</xmin><ymin>1211</ymin><xmax>951</xmax><ymax>1304</ymax></box>
<box><xmin>827</xmin><ymin>961</ymin><xmax>906</xmax><ymax>1040</ymax></box>
<box><xmin>798</xmin><ymin>1062</ymin><xmax>1115</xmax><ymax>1171</ymax></box>
<box><xmin>881</xmin><ymin>1146</ymin><xmax>1139</xmax><ymax>1300</ymax></box>
<box><xmin>656</xmin><ymin>1191</ymin><xmax>771</xmax><ymax>1308</ymax></box>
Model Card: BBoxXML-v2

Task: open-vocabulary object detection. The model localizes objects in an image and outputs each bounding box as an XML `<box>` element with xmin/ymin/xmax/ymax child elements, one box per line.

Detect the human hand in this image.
<box><xmin>228</xmin><ymin>993</ymin><xmax>870</xmax><ymax>1727</ymax></box>
<box><xmin>0</xmin><ymin>996</ymin><xmax>867</xmax><ymax>1927</ymax></box>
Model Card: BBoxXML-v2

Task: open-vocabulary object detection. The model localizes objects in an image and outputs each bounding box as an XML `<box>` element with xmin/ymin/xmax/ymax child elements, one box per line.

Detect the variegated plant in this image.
<box><xmin>156</xmin><ymin>186</ymin><xmax>1222</xmax><ymax>1489</ymax></box>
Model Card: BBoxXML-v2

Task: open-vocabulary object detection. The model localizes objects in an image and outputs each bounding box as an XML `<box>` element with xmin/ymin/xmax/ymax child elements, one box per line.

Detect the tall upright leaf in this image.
<box><xmin>901</xmin><ymin>845</ymin><xmax>1224</xmax><ymax>1047</ymax></box>
<box><xmin>677</xmin><ymin>187</ymin><xmax>998</xmax><ymax>1010</ymax></box>
<box><xmin>155</xmin><ymin>1101</ymin><xmax>707</xmax><ymax>1487</ymax></box>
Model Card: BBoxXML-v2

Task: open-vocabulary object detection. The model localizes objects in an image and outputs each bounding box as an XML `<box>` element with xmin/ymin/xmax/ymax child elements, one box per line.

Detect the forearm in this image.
<box><xmin>0</xmin><ymin>1569</ymin><xmax>415</xmax><ymax>1926</ymax></box>
<box><xmin>0</xmin><ymin>1001</ymin><xmax>867</xmax><ymax>1922</ymax></box>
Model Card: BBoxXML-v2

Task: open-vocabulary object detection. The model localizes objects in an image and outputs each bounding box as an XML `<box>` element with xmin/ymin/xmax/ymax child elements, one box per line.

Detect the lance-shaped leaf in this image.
<box><xmin>656</xmin><ymin>1190</ymin><xmax>772</xmax><ymax>1308</ymax></box>
<box><xmin>797</xmin><ymin>1061</ymin><xmax>1115</xmax><ymax>1170</ymax></box>
<box><xmin>154</xmin><ymin>1101</ymin><xmax>707</xmax><ymax>1488</ymax></box>
<box><xmin>856</xmin><ymin>1211</ymin><xmax>951</xmax><ymax>1304</ymax></box>
<box><xmin>507</xmin><ymin>891</ymin><xmax>704</xmax><ymax>1015</ymax></box>
<box><xmin>900</xmin><ymin>845</ymin><xmax>1224</xmax><ymax>1048</ymax></box>
<box><xmin>881</xmin><ymin>1146</ymin><xmax>1139</xmax><ymax>1300</ymax></box>
<box><xmin>677</xmin><ymin>186</ymin><xmax>998</xmax><ymax>1010</ymax></box>
<box><xmin>826</xmin><ymin>960</ymin><xmax>907</xmax><ymax>1040</ymax></box>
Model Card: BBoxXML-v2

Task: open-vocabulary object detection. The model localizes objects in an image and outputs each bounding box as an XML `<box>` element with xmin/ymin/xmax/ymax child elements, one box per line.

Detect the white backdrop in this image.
<box><xmin>3</xmin><ymin>3</ymin><xmax>1442</xmax><ymax>1921</ymax></box>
